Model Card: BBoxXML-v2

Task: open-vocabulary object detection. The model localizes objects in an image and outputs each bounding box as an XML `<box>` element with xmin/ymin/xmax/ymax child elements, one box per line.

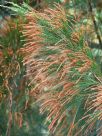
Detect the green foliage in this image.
<box><xmin>9</xmin><ymin>3</ymin><xmax>101</xmax><ymax>136</ymax></box>
<box><xmin>0</xmin><ymin>18</ymin><xmax>48</xmax><ymax>136</ymax></box>
<box><xmin>0</xmin><ymin>0</ymin><xmax>102</xmax><ymax>136</ymax></box>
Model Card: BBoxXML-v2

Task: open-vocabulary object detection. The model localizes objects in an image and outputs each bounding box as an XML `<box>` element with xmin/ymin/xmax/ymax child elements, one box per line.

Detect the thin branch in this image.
<box><xmin>93</xmin><ymin>74</ymin><xmax>102</xmax><ymax>84</ymax></box>
<box><xmin>87</xmin><ymin>0</ymin><xmax>102</xmax><ymax>49</ymax></box>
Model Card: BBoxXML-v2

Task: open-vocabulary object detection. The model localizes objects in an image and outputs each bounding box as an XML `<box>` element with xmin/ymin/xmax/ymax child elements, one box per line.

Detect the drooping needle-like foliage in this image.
<box><xmin>6</xmin><ymin>2</ymin><xmax>102</xmax><ymax>136</ymax></box>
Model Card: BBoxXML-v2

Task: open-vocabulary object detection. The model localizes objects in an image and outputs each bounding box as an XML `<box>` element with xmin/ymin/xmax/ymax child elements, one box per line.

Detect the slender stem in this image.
<box><xmin>87</xmin><ymin>0</ymin><xmax>102</xmax><ymax>49</ymax></box>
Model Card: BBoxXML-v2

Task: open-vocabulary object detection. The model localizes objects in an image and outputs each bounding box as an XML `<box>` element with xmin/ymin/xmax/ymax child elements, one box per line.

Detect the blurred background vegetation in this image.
<box><xmin>0</xmin><ymin>0</ymin><xmax>102</xmax><ymax>136</ymax></box>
